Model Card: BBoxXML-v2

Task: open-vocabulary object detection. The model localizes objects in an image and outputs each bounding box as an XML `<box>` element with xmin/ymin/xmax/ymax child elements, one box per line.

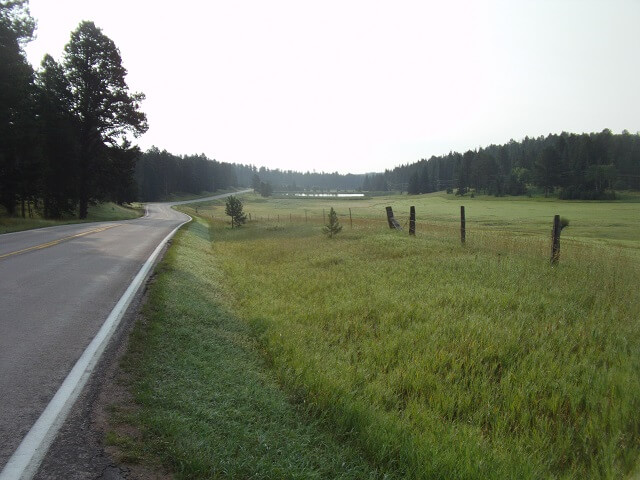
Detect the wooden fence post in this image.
<box><xmin>385</xmin><ymin>206</ymin><xmax>395</xmax><ymax>229</ymax></box>
<box><xmin>551</xmin><ymin>214</ymin><xmax>561</xmax><ymax>265</ymax></box>
<box><xmin>323</xmin><ymin>209</ymin><xmax>326</xmax><ymax>224</ymax></box>
<box><xmin>278</xmin><ymin>214</ymin><xmax>280</xmax><ymax>223</ymax></box>
<box><xmin>409</xmin><ymin>206</ymin><xmax>415</xmax><ymax>236</ymax></box>
<box><xmin>349</xmin><ymin>208</ymin><xmax>353</xmax><ymax>229</ymax></box>
<box><xmin>460</xmin><ymin>206</ymin><xmax>466</xmax><ymax>244</ymax></box>
<box><xmin>305</xmin><ymin>210</ymin><xmax>308</xmax><ymax>223</ymax></box>
<box><xmin>249</xmin><ymin>213</ymin><xmax>251</xmax><ymax>221</ymax></box>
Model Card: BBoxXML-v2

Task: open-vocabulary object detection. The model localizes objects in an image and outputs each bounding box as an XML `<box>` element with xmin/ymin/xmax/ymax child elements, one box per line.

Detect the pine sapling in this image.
<box><xmin>322</xmin><ymin>207</ymin><xmax>342</xmax><ymax>238</ymax></box>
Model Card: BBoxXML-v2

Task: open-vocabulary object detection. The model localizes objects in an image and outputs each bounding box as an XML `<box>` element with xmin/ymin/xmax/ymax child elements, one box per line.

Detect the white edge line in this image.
<box><xmin>0</xmin><ymin>213</ymin><xmax>193</xmax><ymax>480</ymax></box>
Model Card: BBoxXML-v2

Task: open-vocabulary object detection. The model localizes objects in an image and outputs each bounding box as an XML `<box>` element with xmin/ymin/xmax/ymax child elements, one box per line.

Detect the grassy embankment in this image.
<box><xmin>0</xmin><ymin>202</ymin><xmax>143</xmax><ymax>234</ymax></box>
<box><xmin>114</xmin><ymin>192</ymin><xmax>640</xmax><ymax>479</ymax></box>
<box><xmin>109</xmin><ymin>214</ymin><xmax>395</xmax><ymax>479</ymax></box>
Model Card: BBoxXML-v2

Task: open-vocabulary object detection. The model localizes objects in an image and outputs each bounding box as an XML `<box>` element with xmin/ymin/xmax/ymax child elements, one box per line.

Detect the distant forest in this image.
<box><xmin>366</xmin><ymin>130</ymin><xmax>640</xmax><ymax>199</ymax></box>
<box><xmin>136</xmin><ymin>148</ymin><xmax>237</xmax><ymax>201</ymax></box>
<box><xmin>233</xmin><ymin>164</ymin><xmax>365</xmax><ymax>192</ymax></box>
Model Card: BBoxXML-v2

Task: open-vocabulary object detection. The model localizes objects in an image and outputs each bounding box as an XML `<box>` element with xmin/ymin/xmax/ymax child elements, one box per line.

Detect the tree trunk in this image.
<box><xmin>78</xmin><ymin>196</ymin><xmax>89</xmax><ymax>219</ymax></box>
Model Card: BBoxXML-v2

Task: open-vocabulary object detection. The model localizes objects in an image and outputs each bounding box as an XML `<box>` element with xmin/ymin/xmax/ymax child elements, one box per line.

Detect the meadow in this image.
<box><xmin>115</xmin><ymin>192</ymin><xmax>640</xmax><ymax>479</ymax></box>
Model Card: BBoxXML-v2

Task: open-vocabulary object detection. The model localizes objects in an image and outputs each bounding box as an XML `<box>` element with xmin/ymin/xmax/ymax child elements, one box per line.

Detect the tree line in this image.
<box><xmin>1</xmin><ymin>1</ymin><xmax>146</xmax><ymax>218</ymax></box>
<box><xmin>136</xmin><ymin>148</ymin><xmax>237</xmax><ymax>201</ymax></box>
<box><xmin>366</xmin><ymin>130</ymin><xmax>640</xmax><ymax>199</ymax></box>
<box><xmin>234</xmin><ymin>164</ymin><xmax>366</xmax><ymax>192</ymax></box>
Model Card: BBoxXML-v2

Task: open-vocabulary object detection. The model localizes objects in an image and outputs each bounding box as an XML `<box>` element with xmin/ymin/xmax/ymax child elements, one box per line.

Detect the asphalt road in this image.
<box><xmin>0</xmin><ymin>192</ymin><xmax>245</xmax><ymax>474</ymax></box>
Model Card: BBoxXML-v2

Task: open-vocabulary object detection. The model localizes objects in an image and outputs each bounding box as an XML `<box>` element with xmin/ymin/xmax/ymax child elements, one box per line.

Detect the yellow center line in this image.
<box><xmin>0</xmin><ymin>224</ymin><xmax>121</xmax><ymax>260</ymax></box>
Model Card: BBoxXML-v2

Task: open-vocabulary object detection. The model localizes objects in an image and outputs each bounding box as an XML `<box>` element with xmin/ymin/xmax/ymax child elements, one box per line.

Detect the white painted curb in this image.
<box><xmin>0</xmin><ymin>213</ymin><xmax>192</xmax><ymax>480</ymax></box>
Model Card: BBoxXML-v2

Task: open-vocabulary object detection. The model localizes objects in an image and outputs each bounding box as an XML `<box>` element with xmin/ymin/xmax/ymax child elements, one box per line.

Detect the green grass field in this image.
<box><xmin>194</xmin><ymin>191</ymin><xmax>640</xmax><ymax>245</ymax></box>
<box><xmin>114</xmin><ymin>192</ymin><xmax>640</xmax><ymax>479</ymax></box>
<box><xmin>110</xmin><ymin>216</ymin><xmax>397</xmax><ymax>479</ymax></box>
<box><xmin>0</xmin><ymin>202</ymin><xmax>144</xmax><ymax>234</ymax></box>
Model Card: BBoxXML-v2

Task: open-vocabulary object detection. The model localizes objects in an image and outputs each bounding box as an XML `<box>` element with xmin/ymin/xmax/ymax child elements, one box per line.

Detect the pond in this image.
<box><xmin>291</xmin><ymin>193</ymin><xmax>365</xmax><ymax>197</ymax></box>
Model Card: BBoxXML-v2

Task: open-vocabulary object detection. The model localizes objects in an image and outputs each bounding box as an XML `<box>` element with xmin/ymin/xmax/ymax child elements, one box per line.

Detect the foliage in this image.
<box><xmin>0</xmin><ymin>15</ymin><xmax>149</xmax><ymax>219</ymax></box>
<box><xmin>63</xmin><ymin>21</ymin><xmax>147</xmax><ymax>218</ymax></box>
<box><xmin>259</xmin><ymin>180</ymin><xmax>273</xmax><ymax>197</ymax></box>
<box><xmin>225</xmin><ymin>195</ymin><xmax>247</xmax><ymax>228</ymax></box>
<box><xmin>0</xmin><ymin>0</ymin><xmax>34</xmax><ymax>43</ymax></box>
<box><xmin>0</xmin><ymin>0</ymin><xmax>35</xmax><ymax>216</ymax></box>
<box><xmin>322</xmin><ymin>207</ymin><xmax>342</xmax><ymax>238</ymax></box>
<box><xmin>365</xmin><ymin>130</ymin><xmax>640</xmax><ymax>198</ymax></box>
<box><xmin>135</xmin><ymin>147</ymin><xmax>237</xmax><ymax>201</ymax></box>
<box><xmin>235</xmin><ymin>164</ymin><xmax>366</xmax><ymax>192</ymax></box>
<box><xmin>35</xmin><ymin>54</ymin><xmax>78</xmax><ymax>218</ymax></box>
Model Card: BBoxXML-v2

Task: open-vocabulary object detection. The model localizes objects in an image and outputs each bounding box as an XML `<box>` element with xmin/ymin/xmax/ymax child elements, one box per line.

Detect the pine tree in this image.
<box><xmin>225</xmin><ymin>195</ymin><xmax>247</xmax><ymax>228</ymax></box>
<box><xmin>322</xmin><ymin>207</ymin><xmax>342</xmax><ymax>238</ymax></box>
<box><xmin>63</xmin><ymin>21</ymin><xmax>147</xmax><ymax>218</ymax></box>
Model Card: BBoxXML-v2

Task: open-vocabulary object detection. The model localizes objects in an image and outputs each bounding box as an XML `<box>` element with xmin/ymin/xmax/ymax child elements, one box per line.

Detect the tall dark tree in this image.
<box><xmin>534</xmin><ymin>146</ymin><xmax>561</xmax><ymax>196</ymax></box>
<box><xmin>407</xmin><ymin>171</ymin><xmax>420</xmax><ymax>194</ymax></box>
<box><xmin>107</xmin><ymin>140</ymin><xmax>140</xmax><ymax>204</ymax></box>
<box><xmin>63</xmin><ymin>21</ymin><xmax>147</xmax><ymax>218</ymax></box>
<box><xmin>251</xmin><ymin>173</ymin><xmax>261</xmax><ymax>192</ymax></box>
<box><xmin>35</xmin><ymin>54</ymin><xmax>79</xmax><ymax>217</ymax></box>
<box><xmin>259</xmin><ymin>181</ymin><xmax>273</xmax><ymax>197</ymax></box>
<box><xmin>419</xmin><ymin>164</ymin><xmax>431</xmax><ymax>193</ymax></box>
<box><xmin>0</xmin><ymin>0</ymin><xmax>35</xmax><ymax>215</ymax></box>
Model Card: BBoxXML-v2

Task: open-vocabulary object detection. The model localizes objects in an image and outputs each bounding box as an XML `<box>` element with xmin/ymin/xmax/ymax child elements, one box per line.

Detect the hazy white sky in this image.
<box><xmin>24</xmin><ymin>0</ymin><xmax>640</xmax><ymax>174</ymax></box>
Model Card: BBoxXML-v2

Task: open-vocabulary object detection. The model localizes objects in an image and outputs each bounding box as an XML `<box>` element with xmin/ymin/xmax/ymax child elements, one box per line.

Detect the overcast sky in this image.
<box><xmin>24</xmin><ymin>0</ymin><xmax>640</xmax><ymax>174</ymax></box>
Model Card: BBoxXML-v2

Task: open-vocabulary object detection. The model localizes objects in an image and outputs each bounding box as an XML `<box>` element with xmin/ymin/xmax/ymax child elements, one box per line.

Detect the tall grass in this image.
<box><xmin>112</xmin><ymin>216</ymin><xmax>395</xmax><ymax>479</ymax></box>
<box><xmin>194</xmin><ymin>197</ymin><xmax>640</xmax><ymax>479</ymax></box>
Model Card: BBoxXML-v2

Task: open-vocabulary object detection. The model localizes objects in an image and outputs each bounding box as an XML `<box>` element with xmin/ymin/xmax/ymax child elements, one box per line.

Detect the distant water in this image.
<box><xmin>292</xmin><ymin>193</ymin><xmax>365</xmax><ymax>197</ymax></box>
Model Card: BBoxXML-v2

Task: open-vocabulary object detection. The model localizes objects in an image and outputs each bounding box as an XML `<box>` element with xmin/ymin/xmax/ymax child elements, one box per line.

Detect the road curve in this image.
<box><xmin>0</xmin><ymin>191</ymin><xmax>248</xmax><ymax>475</ymax></box>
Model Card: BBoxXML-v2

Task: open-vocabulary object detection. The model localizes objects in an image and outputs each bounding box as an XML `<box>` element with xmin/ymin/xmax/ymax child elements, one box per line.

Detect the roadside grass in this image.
<box><xmin>179</xmin><ymin>193</ymin><xmax>640</xmax><ymax>479</ymax></box>
<box><xmin>0</xmin><ymin>202</ymin><xmax>143</xmax><ymax>234</ymax></box>
<box><xmin>110</xmin><ymin>215</ymin><xmax>395</xmax><ymax>479</ymax></box>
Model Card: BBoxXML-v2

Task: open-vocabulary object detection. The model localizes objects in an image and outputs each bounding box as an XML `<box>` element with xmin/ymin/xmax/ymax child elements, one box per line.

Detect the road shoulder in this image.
<box><xmin>33</xmin><ymin>253</ymin><xmax>171</xmax><ymax>480</ymax></box>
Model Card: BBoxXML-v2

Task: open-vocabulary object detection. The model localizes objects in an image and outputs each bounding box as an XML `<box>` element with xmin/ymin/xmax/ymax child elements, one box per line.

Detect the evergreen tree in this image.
<box><xmin>322</xmin><ymin>207</ymin><xmax>342</xmax><ymax>238</ymax></box>
<box><xmin>362</xmin><ymin>174</ymin><xmax>371</xmax><ymax>191</ymax></box>
<box><xmin>35</xmin><ymin>54</ymin><xmax>78</xmax><ymax>218</ymax></box>
<box><xmin>225</xmin><ymin>195</ymin><xmax>247</xmax><ymax>228</ymax></box>
<box><xmin>251</xmin><ymin>173</ymin><xmax>261</xmax><ymax>192</ymax></box>
<box><xmin>259</xmin><ymin>181</ymin><xmax>273</xmax><ymax>197</ymax></box>
<box><xmin>63</xmin><ymin>21</ymin><xmax>147</xmax><ymax>218</ymax></box>
<box><xmin>419</xmin><ymin>164</ymin><xmax>431</xmax><ymax>193</ymax></box>
<box><xmin>534</xmin><ymin>146</ymin><xmax>561</xmax><ymax>197</ymax></box>
<box><xmin>0</xmin><ymin>0</ymin><xmax>35</xmax><ymax>215</ymax></box>
<box><xmin>407</xmin><ymin>172</ymin><xmax>420</xmax><ymax>194</ymax></box>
